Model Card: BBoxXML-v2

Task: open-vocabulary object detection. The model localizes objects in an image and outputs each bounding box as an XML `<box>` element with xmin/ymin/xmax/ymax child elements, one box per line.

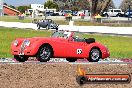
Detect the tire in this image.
<box><xmin>37</xmin><ymin>24</ymin><xmax>40</xmax><ymax>29</ymax></box>
<box><xmin>36</xmin><ymin>45</ymin><xmax>52</xmax><ymax>62</ymax></box>
<box><xmin>66</xmin><ymin>58</ymin><xmax>77</xmax><ymax>62</ymax></box>
<box><xmin>76</xmin><ymin>76</ymin><xmax>87</xmax><ymax>85</ymax></box>
<box><xmin>46</xmin><ymin>25</ymin><xmax>49</xmax><ymax>30</ymax></box>
<box><xmin>56</xmin><ymin>27</ymin><xmax>58</xmax><ymax>31</ymax></box>
<box><xmin>105</xmin><ymin>13</ymin><xmax>108</xmax><ymax>17</ymax></box>
<box><xmin>88</xmin><ymin>48</ymin><xmax>101</xmax><ymax>62</ymax></box>
<box><xmin>14</xmin><ymin>55</ymin><xmax>28</xmax><ymax>62</ymax></box>
<box><xmin>116</xmin><ymin>13</ymin><xmax>121</xmax><ymax>17</ymax></box>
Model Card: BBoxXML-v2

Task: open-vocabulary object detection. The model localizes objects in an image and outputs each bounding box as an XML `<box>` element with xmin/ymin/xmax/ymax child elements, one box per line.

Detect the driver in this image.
<box><xmin>63</xmin><ymin>31</ymin><xmax>72</xmax><ymax>39</ymax></box>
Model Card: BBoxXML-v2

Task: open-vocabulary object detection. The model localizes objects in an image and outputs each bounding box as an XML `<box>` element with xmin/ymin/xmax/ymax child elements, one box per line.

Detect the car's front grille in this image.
<box><xmin>20</xmin><ymin>40</ymin><xmax>26</xmax><ymax>54</ymax></box>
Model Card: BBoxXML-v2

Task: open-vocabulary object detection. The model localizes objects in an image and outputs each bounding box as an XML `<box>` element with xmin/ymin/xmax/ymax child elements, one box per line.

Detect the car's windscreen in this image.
<box><xmin>51</xmin><ymin>31</ymin><xmax>72</xmax><ymax>39</ymax></box>
<box><xmin>72</xmin><ymin>32</ymin><xmax>83</xmax><ymax>39</ymax></box>
<box><xmin>51</xmin><ymin>31</ymin><xmax>64</xmax><ymax>38</ymax></box>
<box><xmin>114</xmin><ymin>10</ymin><xmax>121</xmax><ymax>12</ymax></box>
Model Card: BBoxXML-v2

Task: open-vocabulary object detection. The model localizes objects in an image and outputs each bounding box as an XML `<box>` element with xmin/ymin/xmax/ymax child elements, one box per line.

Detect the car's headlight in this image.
<box><xmin>24</xmin><ymin>40</ymin><xmax>30</xmax><ymax>46</ymax></box>
<box><xmin>13</xmin><ymin>40</ymin><xmax>18</xmax><ymax>46</ymax></box>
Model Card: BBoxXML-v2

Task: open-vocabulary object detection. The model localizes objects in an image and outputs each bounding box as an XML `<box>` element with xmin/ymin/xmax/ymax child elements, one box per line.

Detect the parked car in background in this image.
<box><xmin>125</xmin><ymin>10</ymin><xmax>132</xmax><ymax>17</ymax></box>
<box><xmin>37</xmin><ymin>19</ymin><xmax>59</xmax><ymax>30</ymax></box>
<box><xmin>103</xmin><ymin>9</ymin><xmax>124</xmax><ymax>17</ymax></box>
<box><xmin>77</xmin><ymin>10</ymin><xmax>85</xmax><ymax>16</ymax></box>
<box><xmin>59</xmin><ymin>10</ymin><xmax>72</xmax><ymax>16</ymax></box>
<box><xmin>51</xmin><ymin>12</ymin><xmax>60</xmax><ymax>16</ymax></box>
<box><xmin>72</xmin><ymin>11</ymin><xmax>78</xmax><ymax>16</ymax></box>
<box><xmin>45</xmin><ymin>11</ymin><xmax>60</xmax><ymax>16</ymax></box>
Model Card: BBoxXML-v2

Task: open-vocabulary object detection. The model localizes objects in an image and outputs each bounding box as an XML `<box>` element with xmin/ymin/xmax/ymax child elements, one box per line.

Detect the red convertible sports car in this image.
<box><xmin>11</xmin><ymin>30</ymin><xmax>110</xmax><ymax>62</ymax></box>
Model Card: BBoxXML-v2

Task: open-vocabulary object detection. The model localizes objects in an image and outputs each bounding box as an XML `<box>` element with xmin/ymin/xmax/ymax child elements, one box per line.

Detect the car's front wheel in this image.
<box><xmin>116</xmin><ymin>13</ymin><xmax>121</xmax><ymax>17</ymax></box>
<box><xmin>36</xmin><ymin>45</ymin><xmax>52</xmax><ymax>62</ymax></box>
<box><xmin>88</xmin><ymin>48</ymin><xmax>101</xmax><ymax>62</ymax></box>
<box><xmin>46</xmin><ymin>25</ymin><xmax>49</xmax><ymax>30</ymax></box>
<box><xmin>66</xmin><ymin>58</ymin><xmax>77</xmax><ymax>62</ymax></box>
<box><xmin>14</xmin><ymin>55</ymin><xmax>28</xmax><ymax>62</ymax></box>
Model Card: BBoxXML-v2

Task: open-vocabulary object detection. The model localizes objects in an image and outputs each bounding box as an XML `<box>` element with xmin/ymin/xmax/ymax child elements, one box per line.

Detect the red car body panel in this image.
<box><xmin>11</xmin><ymin>31</ymin><xmax>110</xmax><ymax>59</ymax></box>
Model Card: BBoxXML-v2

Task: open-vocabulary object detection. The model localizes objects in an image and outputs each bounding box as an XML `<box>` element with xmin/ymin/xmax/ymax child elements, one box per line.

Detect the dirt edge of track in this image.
<box><xmin>0</xmin><ymin>63</ymin><xmax>132</xmax><ymax>88</ymax></box>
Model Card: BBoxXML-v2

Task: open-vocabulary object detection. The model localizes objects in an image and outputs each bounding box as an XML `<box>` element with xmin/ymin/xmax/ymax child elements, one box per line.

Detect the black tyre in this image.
<box><xmin>116</xmin><ymin>13</ymin><xmax>121</xmax><ymax>17</ymax></box>
<box><xmin>14</xmin><ymin>55</ymin><xmax>28</xmax><ymax>62</ymax></box>
<box><xmin>66</xmin><ymin>58</ymin><xmax>77</xmax><ymax>62</ymax></box>
<box><xmin>76</xmin><ymin>76</ymin><xmax>87</xmax><ymax>85</ymax></box>
<box><xmin>88</xmin><ymin>48</ymin><xmax>101</xmax><ymax>62</ymax></box>
<box><xmin>56</xmin><ymin>27</ymin><xmax>58</xmax><ymax>31</ymax></box>
<box><xmin>37</xmin><ymin>24</ymin><xmax>40</xmax><ymax>29</ymax></box>
<box><xmin>104</xmin><ymin>13</ymin><xmax>108</xmax><ymax>17</ymax></box>
<box><xmin>36</xmin><ymin>45</ymin><xmax>52</xmax><ymax>62</ymax></box>
<box><xmin>46</xmin><ymin>25</ymin><xmax>49</xmax><ymax>30</ymax></box>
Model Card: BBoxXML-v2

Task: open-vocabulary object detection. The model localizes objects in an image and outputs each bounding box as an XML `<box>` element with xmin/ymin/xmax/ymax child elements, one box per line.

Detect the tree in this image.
<box><xmin>120</xmin><ymin>0</ymin><xmax>132</xmax><ymax>11</ymax></box>
<box><xmin>17</xmin><ymin>6</ymin><xmax>31</xmax><ymax>13</ymax></box>
<box><xmin>44</xmin><ymin>1</ymin><xmax>59</xmax><ymax>10</ymax></box>
<box><xmin>55</xmin><ymin>0</ymin><xmax>90</xmax><ymax>10</ymax></box>
<box><xmin>92</xmin><ymin>0</ymin><xmax>112</xmax><ymax>15</ymax></box>
<box><xmin>3</xmin><ymin>3</ymin><xmax>7</xmax><ymax>5</ymax></box>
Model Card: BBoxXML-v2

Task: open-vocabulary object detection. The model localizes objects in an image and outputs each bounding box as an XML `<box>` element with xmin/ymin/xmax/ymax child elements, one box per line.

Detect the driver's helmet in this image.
<box><xmin>63</xmin><ymin>31</ymin><xmax>72</xmax><ymax>39</ymax></box>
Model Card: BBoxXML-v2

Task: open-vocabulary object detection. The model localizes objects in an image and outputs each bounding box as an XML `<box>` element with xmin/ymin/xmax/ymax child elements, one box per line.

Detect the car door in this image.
<box><xmin>52</xmin><ymin>38</ymin><xmax>72</xmax><ymax>57</ymax></box>
<box><xmin>40</xmin><ymin>20</ymin><xmax>47</xmax><ymax>27</ymax></box>
<box><xmin>109</xmin><ymin>10</ymin><xmax>113</xmax><ymax>16</ymax></box>
<box><xmin>52</xmin><ymin>38</ymin><xmax>88</xmax><ymax>58</ymax></box>
<box><xmin>64</xmin><ymin>40</ymin><xmax>88</xmax><ymax>58</ymax></box>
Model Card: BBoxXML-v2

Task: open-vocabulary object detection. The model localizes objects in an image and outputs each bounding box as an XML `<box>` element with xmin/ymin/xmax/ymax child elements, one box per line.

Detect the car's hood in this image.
<box><xmin>16</xmin><ymin>37</ymin><xmax>66</xmax><ymax>43</ymax></box>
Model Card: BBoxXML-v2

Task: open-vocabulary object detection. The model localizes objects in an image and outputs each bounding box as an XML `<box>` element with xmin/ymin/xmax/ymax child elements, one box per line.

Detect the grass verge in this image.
<box><xmin>1</xmin><ymin>16</ymin><xmax>132</xmax><ymax>27</ymax></box>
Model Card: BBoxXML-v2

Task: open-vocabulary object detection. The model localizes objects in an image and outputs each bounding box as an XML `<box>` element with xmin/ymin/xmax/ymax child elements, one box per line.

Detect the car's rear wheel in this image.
<box><xmin>66</xmin><ymin>58</ymin><xmax>77</xmax><ymax>62</ymax></box>
<box><xmin>88</xmin><ymin>48</ymin><xmax>101</xmax><ymax>62</ymax></box>
<box><xmin>37</xmin><ymin>24</ymin><xmax>40</xmax><ymax>29</ymax></box>
<box><xmin>104</xmin><ymin>13</ymin><xmax>108</xmax><ymax>17</ymax></box>
<box><xmin>14</xmin><ymin>55</ymin><xmax>28</xmax><ymax>62</ymax></box>
<box><xmin>116</xmin><ymin>13</ymin><xmax>121</xmax><ymax>17</ymax></box>
<box><xmin>36</xmin><ymin>45</ymin><xmax>52</xmax><ymax>62</ymax></box>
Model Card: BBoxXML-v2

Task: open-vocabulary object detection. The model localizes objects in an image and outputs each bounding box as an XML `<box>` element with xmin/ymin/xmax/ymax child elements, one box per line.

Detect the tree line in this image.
<box><xmin>5</xmin><ymin>0</ymin><xmax>128</xmax><ymax>16</ymax></box>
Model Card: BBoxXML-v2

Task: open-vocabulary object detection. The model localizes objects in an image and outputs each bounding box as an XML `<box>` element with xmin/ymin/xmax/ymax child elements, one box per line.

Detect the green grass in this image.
<box><xmin>83</xmin><ymin>34</ymin><xmax>132</xmax><ymax>58</ymax></box>
<box><xmin>0</xmin><ymin>27</ymin><xmax>132</xmax><ymax>58</ymax></box>
<box><xmin>0</xmin><ymin>27</ymin><xmax>51</xmax><ymax>58</ymax></box>
<box><xmin>0</xmin><ymin>16</ymin><xmax>32</xmax><ymax>23</ymax></box>
<box><xmin>1</xmin><ymin>16</ymin><xmax>132</xmax><ymax>27</ymax></box>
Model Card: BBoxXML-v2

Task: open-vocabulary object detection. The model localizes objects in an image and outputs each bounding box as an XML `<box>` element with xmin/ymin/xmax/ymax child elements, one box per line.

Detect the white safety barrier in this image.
<box><xmin>0</xmin><ymin>21</ymin><xmax>132</xmax><ymax>35</ymax></box>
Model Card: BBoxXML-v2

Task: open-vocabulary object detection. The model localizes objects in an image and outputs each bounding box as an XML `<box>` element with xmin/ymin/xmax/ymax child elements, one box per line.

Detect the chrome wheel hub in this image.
<box><xmin>40</xmin><ymin>47</ymin><xmax>50</xmax><ymax>60</ymax></box>
<box><xmin>91</xmin><ymin>49</ymin><xmax>100</xmax><ymax>60</ymax></box>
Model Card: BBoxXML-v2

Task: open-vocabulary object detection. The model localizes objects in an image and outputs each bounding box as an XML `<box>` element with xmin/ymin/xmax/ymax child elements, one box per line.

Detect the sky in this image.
<box><xmin>113</xmin><ymin>0</ymin><xmax>124</xmax><ymax>8</ymax></box>
<box><xmin>4</xmin><ymin>0</ymin><xmax>123</xmax><ymax>8</ymax></box>
<box><xmin>4</xmin><ymin>0</ymin><xmax>47</xmax><ymax>6</ymax></box>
